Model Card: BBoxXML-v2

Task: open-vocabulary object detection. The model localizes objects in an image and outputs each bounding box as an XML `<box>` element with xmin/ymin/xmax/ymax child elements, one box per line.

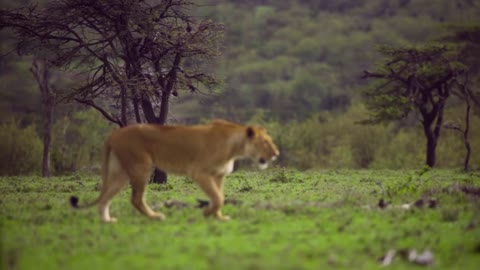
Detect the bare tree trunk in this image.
<box><xmin>158</xmin><ymin>89</ymin><xmax>171</xmax><ymax>124</ymax></box>
<box><xmin>132</xmin><ymin>91</ymin><xmax>142</xmax><ymax>123</ymax></box>
<box><xmin>141</xmin><ymin>97</ymin><xmax>159</xmax><ymax>123</ymax></box>
<box><xmin>152</xmin><ymin>168</ymin><xmax>167</xmax><ymax>184</ymax></box>
<box><xmin>149</xmin><ymin>53</ymin><xmax>182</xmax><ymax>184</ymax></box>
<box><xmin>151</xmin><ymin>92</ymin><xmax>168</xmax><ymax>184</ymax></box>
<box><xmin>151</xmin><ymin>94</ymin><xmax>168</xmax><ymax>184</ymax></box>
<box><xmin>139</xmin><ymin>92</ymin><xmax>168</xmax><ymax>184</ymax></box>
<box><xmin>120</xmin><ymin>85</ymin><xmax>128</xmax><ymax>126</ymax></box>
<box><xmin>425</xmin><ymin>131</ymin><xmax>437</xmax><ymax>168</ymax></box>
<box><xmin>137</xmin><ymin>97</ymin><xmax>168</xmax><ymax>184</ymax></box>
<box><xmin>42</xmin><ymin>100</ymin><xmax>54</xmax><ymax>177</ymax></box>
<box><xmin>31</xmin><ymin>58</ymin><xmax>55</xmax><ymax>177</ymax></box>
<box><xmin>420</xmin><ymin>95</ymin><xmax>446</xmax><ymax>168</ymax></box>
<box><xmin>422</xmin><ymin>116</ymin><xmax>438</xmax><ymax>168</ymax></box>
<box><xmin>463</xmin><ymin>98</ymin><xmax>471</xmax><ymax>171</ymax></box>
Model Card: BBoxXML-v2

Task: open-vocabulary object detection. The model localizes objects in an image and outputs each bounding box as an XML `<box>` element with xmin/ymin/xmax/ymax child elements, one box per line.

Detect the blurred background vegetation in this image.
<box><xmin>1</xmin><ymin>0</ymin><xmax>479</xmax><ymax>175</ymax></box>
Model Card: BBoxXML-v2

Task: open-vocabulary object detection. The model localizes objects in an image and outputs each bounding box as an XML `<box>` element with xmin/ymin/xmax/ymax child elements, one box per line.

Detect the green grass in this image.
<box><xmin>1</xmin><ymin>168</ymin><xmax>480</xmax><ymax>270</ymax></box>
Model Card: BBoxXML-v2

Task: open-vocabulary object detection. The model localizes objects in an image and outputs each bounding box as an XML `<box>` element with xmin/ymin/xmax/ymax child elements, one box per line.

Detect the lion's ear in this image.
<box><xmin>246</xmin><ymin>127</ymin><xmax>255</xmax><ymax>139</ymax></box>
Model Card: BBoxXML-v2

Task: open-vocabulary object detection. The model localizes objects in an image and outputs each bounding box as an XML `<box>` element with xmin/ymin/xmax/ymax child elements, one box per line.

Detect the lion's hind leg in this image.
<box><xmin>129</xmin><ymin>167</ymin><xmax>166</xmax><ymax>220</ymax></box>
<box><xmin>98</xmin><ymin>152</ymin><xmax>129</xmax><ymax>223</ymax></box>
<box><xmin>98</xmin><ymin>172</ymin><xmax>128</xmax><ymax>223</ymax></box>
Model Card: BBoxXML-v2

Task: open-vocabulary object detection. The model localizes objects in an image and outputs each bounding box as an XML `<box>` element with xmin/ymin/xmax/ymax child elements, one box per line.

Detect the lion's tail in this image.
<box><xmin>70</xmin><ymin>142</ymin><xmax>111</xmax><ymax>209</ymax></box>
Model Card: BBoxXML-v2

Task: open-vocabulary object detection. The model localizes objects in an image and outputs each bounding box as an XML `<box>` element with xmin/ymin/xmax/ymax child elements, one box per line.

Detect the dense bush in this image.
<box><xmin>51</xmin><ymin>110</ymin><xmax>114</xmax><ymax>174</ymax></box>
<box><xmin>0</xmin><ymin>121</ymin><xmax>42</xmax><ymax>175</ymax></box>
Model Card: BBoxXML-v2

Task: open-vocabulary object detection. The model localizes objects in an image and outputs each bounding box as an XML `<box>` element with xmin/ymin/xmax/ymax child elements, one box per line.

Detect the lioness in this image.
<box><xmin>70</xmin><ymin>119</ymin><xmax>279</xmax><ymax>222</ymax></box>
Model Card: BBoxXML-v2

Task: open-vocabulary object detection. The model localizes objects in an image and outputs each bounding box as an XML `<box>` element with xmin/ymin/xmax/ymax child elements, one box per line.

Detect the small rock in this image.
<box><xmin>427</xmin><ymin>198</ymin><xmax>438</xmax><ymax>208</ymax></box>
<box><xmin>328</xmin><ymin>253</ymin><xmax>337</xmax><ymax>266</ymax></box>
<box><xmin>196</xmin><ymin>198</ymin><xmax>209</xmax><ymax>208</ymax></box>
<box><xmin>474</xmin><ymin>243</ymin><xmax>480</xmax><ymax>253</ymax></box>
<box><xmin>164</xmin><ymin>199</ymin><xmax>189</xmax><ymax>209</ymax></box>
<box><xmin>408</xmin><ymin>249</ymin><xmax>418</xmax><ymax>261</ymax></box>
<box><xmin>379</xmin><ymin>249</ymin><xmax>396</xmax><ymax>266</ymax></box>
<box><xmin>408</xmin><ymin>249</ymin><xmax>434</xmax><ymax>266</ymax></box>
<box><xmin>378</xmin><ymin>198</ymin><xmax>389</xmax><ymax>209</ymax></box>
<box><xmin>414</xmin><ymin>199</ymin><xmax>424</xmax><ymax>208</ymax></box>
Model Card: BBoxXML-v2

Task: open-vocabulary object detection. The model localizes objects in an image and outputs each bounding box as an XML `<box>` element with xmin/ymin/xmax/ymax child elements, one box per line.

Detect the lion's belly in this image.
<box><xmin>154</xmin><ymin>158</ymin><xmax>235</xmax><ymax>177</ymax></box>
<box><xmin>153</xmin><ymin>159</ymin><xmax>191</xmax><ymax>176</ymax></box>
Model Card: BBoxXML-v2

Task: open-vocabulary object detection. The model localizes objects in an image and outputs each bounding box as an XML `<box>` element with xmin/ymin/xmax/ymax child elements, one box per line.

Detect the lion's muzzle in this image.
<box><xmin>258</xmin><ymin>151</ymin><xmax>279</xmax><ymax>170</ymax></box>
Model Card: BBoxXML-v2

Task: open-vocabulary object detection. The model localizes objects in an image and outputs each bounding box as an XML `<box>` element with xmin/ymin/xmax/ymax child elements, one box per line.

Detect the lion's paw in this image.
<box><xmin>150</xmin><ymin>212</ymin><xmax>166</xmax><ymax>221</ymax></box>
<box><xmin>103</xmin><ymin>217</ymin><xmax>117</xmax><ymax>223</ymax></box>
<box><xmin>217</xmin><ymin>215</ymin><xmax>231</xmax><ymax>221</ymax></box>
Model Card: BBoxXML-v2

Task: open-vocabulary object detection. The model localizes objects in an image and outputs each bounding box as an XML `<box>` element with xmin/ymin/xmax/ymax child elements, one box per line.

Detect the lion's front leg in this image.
<box><xmin>195</xmin><ymin>174</ymin><xmax>229</xmax><ymax>221</ymax></box>
<box><xmin>213</xmin><ymin>175</ymin><xmax>230</xmax><ymax>221</ymax></box>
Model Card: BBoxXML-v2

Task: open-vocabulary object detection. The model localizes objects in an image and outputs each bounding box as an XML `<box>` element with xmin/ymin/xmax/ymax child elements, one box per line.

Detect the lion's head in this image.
<box><xmin>244</xmin><ymin>126</ymin><xmax>280</xmax><ymax>169</ymax></box>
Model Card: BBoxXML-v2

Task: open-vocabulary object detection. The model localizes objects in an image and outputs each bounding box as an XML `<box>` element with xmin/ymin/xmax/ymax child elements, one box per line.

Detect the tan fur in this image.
<box><xmin>70</xmin><ymin>119</ymin><xmax>279</xmax><ymax>222</ymax></box>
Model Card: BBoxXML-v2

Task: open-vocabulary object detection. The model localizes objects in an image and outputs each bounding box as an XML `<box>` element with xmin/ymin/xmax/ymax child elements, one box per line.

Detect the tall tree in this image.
<box><xmin>1</xmin><ymin>0</ymin><xmax>223</xmax><ymax>181</ymax></box>
<box><xmin>362</xmin><ymin>45</ymin><xmax>465</xmax><ymax>167</ymax></box>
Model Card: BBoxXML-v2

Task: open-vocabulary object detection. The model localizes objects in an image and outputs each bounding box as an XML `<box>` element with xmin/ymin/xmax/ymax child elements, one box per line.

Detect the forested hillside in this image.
<box><xmin>187</xmin><ymin>0</ymin><xmax>478</xmax><ymax>121</ymax></box>
<box><xmin>1</xmin><ymin>0</ymin><xmax>480</xmax><ymax>174</ymax></box>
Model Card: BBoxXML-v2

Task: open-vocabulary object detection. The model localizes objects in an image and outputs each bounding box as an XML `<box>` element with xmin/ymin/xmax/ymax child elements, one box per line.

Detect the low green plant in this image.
<box><xmin>51</xmin><ymin>110</ymin><xmax>114</xmax><ymax>174</ymax></box>
<box><xmin>269</xmin><ymin>167</ymin><xmax>292</xmax><ymax>183</ymax></box>
<box><xmin>0</xmin><ymin>120</ymin><xmax>42</xmax><ymax>175</ymax></box>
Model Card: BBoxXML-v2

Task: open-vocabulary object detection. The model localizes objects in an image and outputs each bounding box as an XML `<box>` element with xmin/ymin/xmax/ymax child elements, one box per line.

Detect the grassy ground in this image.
<box><xmin>1</xmin><ymin>168</ymin><xmax>480</xmax><ymax>270</ymax></box>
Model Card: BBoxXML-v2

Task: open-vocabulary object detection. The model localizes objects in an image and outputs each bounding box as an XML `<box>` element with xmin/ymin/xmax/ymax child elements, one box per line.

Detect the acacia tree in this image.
<box><xmin>1</xmin><ymin>0</ymin><xmax>223</xmax><ymax>181</ymax></box>
<box><xmin>362</xmin><ymin>45</ymin><xmax>465</xmax><ymax>167</ymax></box>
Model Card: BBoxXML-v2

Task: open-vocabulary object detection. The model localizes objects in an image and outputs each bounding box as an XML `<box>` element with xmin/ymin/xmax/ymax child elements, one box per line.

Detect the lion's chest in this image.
<box><xmin>215</xmin><ymin>159</ymin><xmax>235</xmax><ymax>176</ymax></box>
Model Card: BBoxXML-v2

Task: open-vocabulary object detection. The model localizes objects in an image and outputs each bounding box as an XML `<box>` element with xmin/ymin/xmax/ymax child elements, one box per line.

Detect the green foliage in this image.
<box><xmin>1</xmin><ymin>170</ymin><xmax>480</xmax><ymax>269</ymax></box>
<box><xmin>51</xmin><ymin>110</ymin><xmax>114</xmax><ymax>174</ymax></box>
<box><xmin>363</xmin><ymin>81</ymin><xmax>412</xmax><ymax>123</ymax></box>
<box><xmin>0</xmin><ymin>120</ymin><xmax>42</xmax><ymax>175</ymax></box>
<box><xmin>150</xmin><ymin>182</ymin><xmax>174</xmax><ymax>191</ymax></box>
<box><xmin>350</xmin><ymin>125</ymin><xmax>387</xmax><ymax>168</ymax></box>
<box><xmin>384</xmin><ymin>15</ymin><xmax>440</xmax><ymax>42</ymax></box>
<box><xmin>370</xmin><ymin>129</ymin><xmax>424</xmax><ymax>169</ymax></box>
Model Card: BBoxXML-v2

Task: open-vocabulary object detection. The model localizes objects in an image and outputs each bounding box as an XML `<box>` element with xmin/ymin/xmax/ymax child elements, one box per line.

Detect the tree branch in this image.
<box><xmin>74</xmin><ymin>98</ymin><xmax>123</xmax><ymax>126</ymax></box>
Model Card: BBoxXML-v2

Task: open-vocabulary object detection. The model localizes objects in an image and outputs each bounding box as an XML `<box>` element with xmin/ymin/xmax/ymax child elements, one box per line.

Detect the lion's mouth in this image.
<box><xmin>258</xmin><ymin>158</ymin><xmax>268</xmax><ymax>170</ymax></box>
